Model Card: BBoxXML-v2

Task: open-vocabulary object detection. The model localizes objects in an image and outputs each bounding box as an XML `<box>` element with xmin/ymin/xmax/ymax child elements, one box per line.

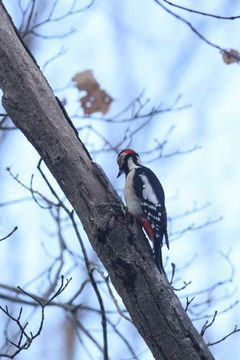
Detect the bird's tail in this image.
<box><xmin>154</xmin><ymin>235</ymin><xmax>165</xmax><ymax>275</ymax></box>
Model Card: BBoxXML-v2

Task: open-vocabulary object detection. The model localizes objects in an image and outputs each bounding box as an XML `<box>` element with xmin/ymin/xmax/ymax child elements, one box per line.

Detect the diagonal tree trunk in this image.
<box><xmin>0</xmin><ymin>2</ymin><xmax>214</xmax><ymax>359</ymax></box>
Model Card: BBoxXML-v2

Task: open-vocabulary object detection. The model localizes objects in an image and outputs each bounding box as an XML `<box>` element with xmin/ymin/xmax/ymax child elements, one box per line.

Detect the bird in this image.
<box><xmin>117</xmin><ymin>148</ymin><xmax>169</xmax><ymax>274</ymax></box>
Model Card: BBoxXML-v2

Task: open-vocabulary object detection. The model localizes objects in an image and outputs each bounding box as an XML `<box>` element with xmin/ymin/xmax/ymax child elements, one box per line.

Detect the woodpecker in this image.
<box><xmin>117</xmin><ymin>148</ymin><xmax>169</xmax><ymax>273</ymax></box>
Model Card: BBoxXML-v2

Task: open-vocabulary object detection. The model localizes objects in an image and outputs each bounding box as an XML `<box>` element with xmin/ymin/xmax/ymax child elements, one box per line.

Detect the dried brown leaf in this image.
<box><xmin>222</xmin><ymin>49</ymin><xmax>240</xmax><ymax>65</ymax></box>
<box><xmin>72</xmin><ymin>70</ymin><xmax>113</xmax><ymax>115</ymax></box>
<box><xmin>72</xmin><ymin>70</ymin><xmax>97</xmax><ymax>92</ymax></box>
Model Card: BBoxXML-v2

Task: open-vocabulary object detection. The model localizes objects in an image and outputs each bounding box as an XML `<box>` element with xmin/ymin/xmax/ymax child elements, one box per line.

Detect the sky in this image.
<box><xmin>0</xmin><ymin>0</ymin><xmax>240</xmax><ymax>359</ymax></box>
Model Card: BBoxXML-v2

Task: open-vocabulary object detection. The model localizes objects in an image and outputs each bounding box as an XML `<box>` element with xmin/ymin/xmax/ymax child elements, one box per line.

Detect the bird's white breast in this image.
<box><xmin>124</xmin><ymin>170</ymin><xmax>143</xmax><ymax>216</ymax></box>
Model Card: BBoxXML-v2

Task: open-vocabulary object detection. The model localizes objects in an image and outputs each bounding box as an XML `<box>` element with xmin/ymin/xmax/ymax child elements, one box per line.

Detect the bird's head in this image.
<box><xmin>117</xmin><ymin>149</ymin><xmax>141</xmax><ymax>177</ymax></box>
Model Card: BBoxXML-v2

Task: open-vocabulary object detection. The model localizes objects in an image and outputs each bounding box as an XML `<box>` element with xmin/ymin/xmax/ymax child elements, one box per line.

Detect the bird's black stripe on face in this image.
<box><xmin>125</xmin><ymin>154</ymin><xmax>139</xmax><ymax>165</ymax></box>
<box><xmin>120</xmin><ymin>154</ymin><xmax>140</xmax><ymax>175</ymax></box>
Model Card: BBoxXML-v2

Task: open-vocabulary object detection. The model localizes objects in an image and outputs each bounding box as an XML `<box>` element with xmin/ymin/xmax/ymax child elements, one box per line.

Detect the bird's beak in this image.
<box><xmin>117</xmin><ymin>168</ymin><xmax>124</xmax><ymax>178</ymax></box>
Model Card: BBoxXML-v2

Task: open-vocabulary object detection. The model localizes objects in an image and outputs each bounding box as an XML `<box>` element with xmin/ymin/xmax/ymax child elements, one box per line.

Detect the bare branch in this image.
<box><xmin>169</xmin><ymin>262</ymin><xmax>176</xmax><ymax>284</ymax></box>
<box><xmin>37</xmin><ymin>160</ymin><xmax>109</xmax><ymax>360</ymax></box>
<box><xmin>6</xmin><ymin>167</ymin><xmax>56</xmax><ymax>209</ymax></box>
<box><xmin>100</xmin><ymin>271</ymin><xmax>131</xmax><ymax>322</ymax></box>
<box><xmin>200</xmin><ymin>311</ymin><xmax>218</xmax><ymax>336</ymax></box>
<box><xmin>42</xmin><ymin>46</ymin><xmax>67</xmax><ymax>72</ymax></box>
<box><xmin>174</xmin><ymin>281</ymin><xmax>192</xmax><ymax>291</ymax></box>
<box><xmin>75</xmin><ymin>102</ymin><xmax>190</xmax><ymax>124</ymax></box>
<box><xmin>185</xmin><ymin>297</ymin><xmax>195</xmax><ymax>312</ymax></box>
<box><xmin>159</xmin><ymin>0</ymin><xmax>240</xmax><ymax>20</ymax></box>
<box><xmin>0</xmin><ymin>276</ymin><xmax>71</xmax><ymax>358</ymax></box>
<box><xmin>0</xmin><ymin>197</ymin><xmax>33</xmax><ymax>207</ymax></box>
<box><xmin>207</xmin><ymin>325</ymin><xmax>240</xmax><ymax>346</ymax></box>
<box><xmin>170</xmin><ymin>217</ymin><xmax>223</xmax><ymax>241</ymax></box>
<box><xmin>0</xmin><ymin>227</ymin><xmax>18</xmax><ymax>242</ymax></box>
<box><xmin>153</xmin><ymin>0</ymin><xmax>223</xmax><ymax>52</ymax></box>
<box><xmin>21</xmin><ymin>0</ymin><xmax>96</xmax><ymax>39</ymax></box>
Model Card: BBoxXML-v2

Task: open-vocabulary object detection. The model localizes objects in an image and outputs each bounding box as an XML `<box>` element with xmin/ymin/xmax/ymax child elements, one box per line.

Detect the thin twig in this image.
<box><xmin>159</xmin><ymin>0</ymin><xmax>240</xmax><ymax>20</ymax></box>
<box><xmin>0</xmin><ymin>227</ymin><xmax>18</xmax><ymax>242</ymax></box>
<box><xmin>200</xmin><ymin>310</ymin><xmax>217</xmax><ymax>336</ymax></box>
<box><xmin>207</xmin><ymin>325</ymin><xmax>240</xmax><ymax>346</ymax></box>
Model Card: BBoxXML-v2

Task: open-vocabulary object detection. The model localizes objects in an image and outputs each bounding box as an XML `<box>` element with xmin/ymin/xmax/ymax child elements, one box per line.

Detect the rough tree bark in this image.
<box><xmin>0</xmin><ymin>2</ymin><xmax>215</xmax><ymax>360</ymax></box>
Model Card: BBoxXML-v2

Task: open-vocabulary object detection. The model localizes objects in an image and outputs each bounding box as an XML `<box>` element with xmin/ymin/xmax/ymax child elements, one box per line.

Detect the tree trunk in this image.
<box><xmin>0</xmin><ymin>2</ymin><xmax>214</xmax><ymax>359</ymax></box>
